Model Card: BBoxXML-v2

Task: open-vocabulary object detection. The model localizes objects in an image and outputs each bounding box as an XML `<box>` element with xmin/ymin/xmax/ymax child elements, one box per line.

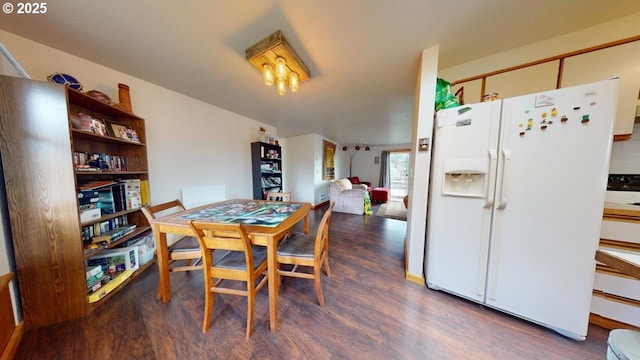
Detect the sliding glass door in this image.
<box><xmin>389</xmin><ymin>151</ymin><xmax>409</xmax><ymax>201</ymax></box>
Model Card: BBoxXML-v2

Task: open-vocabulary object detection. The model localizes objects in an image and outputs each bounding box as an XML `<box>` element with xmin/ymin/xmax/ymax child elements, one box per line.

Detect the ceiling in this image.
<box><xmin>2</xmin><ymin>1</ymin><xmax>639</xmax><ymax>147</ymax></box>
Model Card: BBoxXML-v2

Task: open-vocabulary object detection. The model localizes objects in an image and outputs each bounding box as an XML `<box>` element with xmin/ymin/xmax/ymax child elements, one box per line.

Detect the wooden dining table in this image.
<box><xmin>149</xmin><ymin>199</ymin><xmax>311</xmax><ymax>330</ymax></box>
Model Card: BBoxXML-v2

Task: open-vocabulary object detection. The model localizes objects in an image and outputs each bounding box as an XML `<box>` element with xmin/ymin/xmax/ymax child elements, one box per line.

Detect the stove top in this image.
<box><xmin>608</xmin><ymin>174</ymin><xmax>640</xmax><ymax>191</ymax></box>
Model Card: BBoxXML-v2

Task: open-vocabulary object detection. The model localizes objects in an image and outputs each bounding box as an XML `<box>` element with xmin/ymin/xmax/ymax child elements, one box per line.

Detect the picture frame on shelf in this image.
<box><xmin>105</xmin><ymin>120</ymin><xmax>140</xmax><ymax>142</ymax></box>
<box><xmin>105</xmin><ymin>120</ymin><xmax>127</xmax><ymax>138</ymax></box>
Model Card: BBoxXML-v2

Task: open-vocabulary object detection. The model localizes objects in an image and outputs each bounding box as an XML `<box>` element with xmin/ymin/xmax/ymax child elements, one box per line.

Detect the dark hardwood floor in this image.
<box><xmin>15</xmin><ymin>206</ymin><xmax>609</xmax><ymax>359</ymax></box>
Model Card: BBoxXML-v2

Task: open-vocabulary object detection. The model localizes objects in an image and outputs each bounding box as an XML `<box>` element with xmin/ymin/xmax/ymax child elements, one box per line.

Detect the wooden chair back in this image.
<box><xmin>314</xmin><ymin>204</ymin><xmax>333</xmax><ymax>258</ymax></box>
<box><xmin>277</xmin><ymin>203</ymin><xmax>334</xmax><ymax>306</ymax></box>
<box><xmin>141</xmin><ymin>199</ymin><xmax>202</xmax><ymax>273</ymax></box>
<box><xmin>188</xmin><ymin>221</ymin><xmax>268</xmax><ymax>338</ymax></box>
<box><xmin>266</xmin><ymin>191</ymin><xmax>291</xmax><ymax>201</ymax></box>
<box><xmin>142</xmin><ymin>199</ymin><xmax>186</xmax><ymax>219</ymax></box>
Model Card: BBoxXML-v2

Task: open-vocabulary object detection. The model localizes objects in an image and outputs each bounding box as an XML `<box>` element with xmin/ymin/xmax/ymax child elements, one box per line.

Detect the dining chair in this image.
<box><xmin>188</xmin><ymin>220</ymin><xmax>268</xmax><ymax>338</ymax></box>
<box><xmin>266</xmin><ymin>191</ymin><xmax>291</xmax><ymax>201</ymax></box>
<box><xmin>141</xmin><ymin>200</ymin><xmax>202</xmax><ymax>297</ymax></box>
<box><xmin>276</xmin><ymin>203</ymin><xmax>334</xmax><ymax>306</ymax></box>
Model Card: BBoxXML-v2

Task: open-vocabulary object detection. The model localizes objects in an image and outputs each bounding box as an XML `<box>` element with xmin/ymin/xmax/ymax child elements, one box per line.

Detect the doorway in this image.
<box><xmin>389</xmin><ymin>151</ymin><xmax>409</xmax><ymax>202</ymax></box>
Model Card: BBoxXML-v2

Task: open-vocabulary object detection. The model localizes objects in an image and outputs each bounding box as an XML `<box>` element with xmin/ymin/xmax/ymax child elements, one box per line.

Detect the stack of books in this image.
<box><xmin>86</xmin><ymin>265</ymin><xmax>110</xmax><ymax>295</ymax></box>
<box><xmin>86</xmin><ymin>246</ymin><xmax>140</xmax><ymax>303</ymax></box>
<box><xmin>90</xmin><ymin>224</ymin><xmax>137</xmax><ymax>244</ymax></box>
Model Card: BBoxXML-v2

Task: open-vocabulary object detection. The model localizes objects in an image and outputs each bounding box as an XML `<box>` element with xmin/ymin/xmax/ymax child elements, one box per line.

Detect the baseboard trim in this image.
<box><xmin>406</xmin><ymin>271</ymin><xmax>424</xmax><ymax>285</ymax></box>
<box><xmin>589</xmin><ymin>313</ymin><xmax>640</xmax><ymax>331</ymax></box>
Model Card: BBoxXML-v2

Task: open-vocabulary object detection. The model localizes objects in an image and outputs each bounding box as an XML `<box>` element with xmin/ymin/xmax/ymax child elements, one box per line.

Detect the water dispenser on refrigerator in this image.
<box><xmin>441</xmin><ymin>158</ymin><xmax>488</xmax><ymax>198</ymax></box>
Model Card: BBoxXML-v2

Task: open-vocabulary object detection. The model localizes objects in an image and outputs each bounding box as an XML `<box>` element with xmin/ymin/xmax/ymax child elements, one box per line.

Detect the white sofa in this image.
<box><xmin>328</xmin><ymin>178</ymin><xmax>367</xmax><ymax>214</ymax></box>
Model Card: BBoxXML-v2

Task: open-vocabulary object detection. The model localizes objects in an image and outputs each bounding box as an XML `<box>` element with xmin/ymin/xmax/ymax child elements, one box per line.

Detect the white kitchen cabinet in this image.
<box><xmin>594</xmin><ymin>271</ymin><xmax>640</xmax><ymax>300</ymax></box>
<box><xmin>484</xmin><ymin>61</ymin><xmax>559</xmax><ymax>100</ymax></box>
<box><xmin>451</xmin><ymin>79</ymin><xmax>483</xmax><ymax>105</ymax></box>
<box><xmin>562</xmin><ymin>41</ymin><xmax>640</xmax><ymax>136</ymax></box>
<box><xmin>591</xmin><ymin>295</ymin><xmax>640</xmax><ymax>328</ymax></box>
<box><xmin>450</xmin><ymin>62</ymin><xmax>560</xmax><ymax>105</ymax></box>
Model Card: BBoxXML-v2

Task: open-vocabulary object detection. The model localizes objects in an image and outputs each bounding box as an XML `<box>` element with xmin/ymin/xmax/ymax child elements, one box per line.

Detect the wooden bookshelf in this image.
<box><xmin>251</xmin><ymin>142</ymin><xmax>283</xmax><ymax>199</ymax></box>
<box><xmin>0</xmin><ymin>75</ymin><xmax>153</xmax><ymax>330</ymax></box>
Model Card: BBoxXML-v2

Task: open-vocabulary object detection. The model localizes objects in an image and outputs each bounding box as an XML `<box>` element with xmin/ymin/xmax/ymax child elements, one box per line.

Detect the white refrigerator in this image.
<box><xmin>425</xmin><ymin>78</ymin><xmax>619</xmax><ymax>340</ymax></box>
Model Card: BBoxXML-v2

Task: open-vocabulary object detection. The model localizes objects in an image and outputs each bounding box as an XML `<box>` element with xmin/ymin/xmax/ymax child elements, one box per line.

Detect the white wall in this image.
<box><xmin>0</xmin><ymin>29</ymin><xmax>277</xmax><ymax>321</ymax></box>
<box><xmin>282</xmin><ymin>134</ymin><xmax>345</xmax><ymax>206</ymax></box>
<box><xmin>406</xmin><ymin>46</ymin><xmax>439</xmax><ymax>282</ymax></box>
<box><xmin>280</xmin><ymin>135</ymin><xmax>314</xmax><ymax>203</ymax></box>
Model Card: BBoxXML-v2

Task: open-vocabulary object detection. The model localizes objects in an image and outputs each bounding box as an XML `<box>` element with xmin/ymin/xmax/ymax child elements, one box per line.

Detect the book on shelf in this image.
<box><xmin>82</xmin><ymin>215</ymin><xmax>129</xmax><ymax>242</ymax></box>
<box><xmin>85</xmin><ymin>264</ymin><xmax>102</xmax><ymax>279</ymax></box>
<box><xmin>140</xmin><ymin>180</ymin><xmax>151</xmax><ymax>206</ymax></box>
<box><xmin>124</xmin><ymin>234</ymin><xmax>155</xmax><ymax>266</ymax></box>
<box><xmin>91</xmin><ymin>118</ymin><xmax>107</xmax><ymax>136</ymax></box>
<box><xmin>78</xmin><ymin>180</ymin><xmax>117</xmax><ymax>191</ymax></box>
<box><xmin>87</xmin><ymin>270</ymin><xmax>133</xmax><ymax>303</ymax></box>
<box><xmin>90</xmin><ymin>224</ymin><xmax>137</xmax><ymax>244</ymax></box>
<box><xmin>75</xmin><ymin>165</ymin><xmax>99</xmax><ymax>172</ymax></box>
<box><xmin>86</xmin><ymin>271</ymin><xmax>105</xmax><ymax>287</ymax></box>
<box><xmin>87</xmin><ymin>278</ymin><xmax>103</xmax><ymax>294</ymax></box>
<box><xmin>83</xmin><ymin>242</ymin><xmax>108</xmax><ymax>255</ymax></box>
<box><xmin>98</xmin><ymin>188</ymin><xmax>115</xmax><ymax>214</ymax></box>
<box><xmin>87</xmin><ymin>246</ymin><xmax>139</xmax><ymax>273</ymax></box>
<box><xmin>261</xmin><ymin>176</ymin><xmax>281</xmax><ymax>187</ymax></box>
<box><xmin>110</xmin><ymin>182</ymin><xmax>126</xmax><ymax>213</ymax></box>
<box><xmin>126</xmin><ymin>190</ymin><xmax>141</xmax><ymax>209</ymax></box>
<box><xmin>84</xmin><ymin>181</ymin><xmax>141</xmax><ymax>215</ymax></box>
<box><xmin>78</xmin><ymin>189</ymin><xmax>100</xmax><ymax>205</ymax></box>
<box><xmin>78</xmin><ymin>189</ymin><xmax>101</xmax><ymax>222</ymax></box>
<box><xmin>123</xmin><ymin>179</ymin><xmax>142</xmax><ymax>209</ymax></box>
<box><xmin>86</xmin><ymin>246</ymin><xmax>139</xmax><ymax>298</ymax></box>
<box><xmin>78</xmin><ymin>113</ymin><xmax>93</xmax><ymax>132</ymax></box>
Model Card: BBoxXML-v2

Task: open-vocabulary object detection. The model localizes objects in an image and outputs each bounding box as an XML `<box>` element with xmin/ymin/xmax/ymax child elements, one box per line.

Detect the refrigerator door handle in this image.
<box><xmin>497</xmin><ymin>148</ymin><xmax>511</xmax><ymax>210</ymax></box>
<box><xmin>484</xmin><ymin>149</ymin><xmax>497</xmax><ymax>208</ymax></box>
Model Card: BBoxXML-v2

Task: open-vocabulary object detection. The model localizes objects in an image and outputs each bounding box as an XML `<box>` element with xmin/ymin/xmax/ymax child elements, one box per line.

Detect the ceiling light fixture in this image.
<box><xmin>246</xmin><ymin>30</ymin><xmax>311</xmax><ymax>96</ymax></box>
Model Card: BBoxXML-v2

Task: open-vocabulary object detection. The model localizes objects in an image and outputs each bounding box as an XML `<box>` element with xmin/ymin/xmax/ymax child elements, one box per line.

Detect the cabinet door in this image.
<box><xmin>451</xmin><ymin>79</ymin><xmax>483</xmax><ymax>105</ymax></box>
<box><xmin>485</xmin><ymin>61</ymin><xmax>560</xmax><ymax>100</ymax></box>
<box><xmin>562</xmin><ymin>42</ymin><xmax>640</xmax><ymax>135</ymax></box>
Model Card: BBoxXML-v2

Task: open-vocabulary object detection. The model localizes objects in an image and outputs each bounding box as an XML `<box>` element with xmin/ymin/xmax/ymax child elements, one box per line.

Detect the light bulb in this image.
<box><xmin>289</xmin><ymin>71</ymin><xmax>299</xmax><ymax>92</ymax></box>
<box><xmin>262</xmin><ymin>64</ymin><xmax>274</xmax><ymax>87</ymax></box>
<box><xmin>276</xmin><ymin>78</ymin><xmax>286</xmax><ymax>96</ymax></box>
<box><xmin>275</xmin><ymin>57</ymin><xmax>287</xmax><ymax>80</ymax></box>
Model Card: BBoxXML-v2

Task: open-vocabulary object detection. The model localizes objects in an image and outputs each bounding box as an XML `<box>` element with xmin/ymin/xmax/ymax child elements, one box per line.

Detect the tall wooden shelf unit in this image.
<box><xmin>251</xmin><ymin>142</ymin><xmax>282</xmax><ymax>200</ymax></box>
<box><xmin>0</xmin><ymin>75</ymin><xmax>153</xmax><ymax>330</ymax></box>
